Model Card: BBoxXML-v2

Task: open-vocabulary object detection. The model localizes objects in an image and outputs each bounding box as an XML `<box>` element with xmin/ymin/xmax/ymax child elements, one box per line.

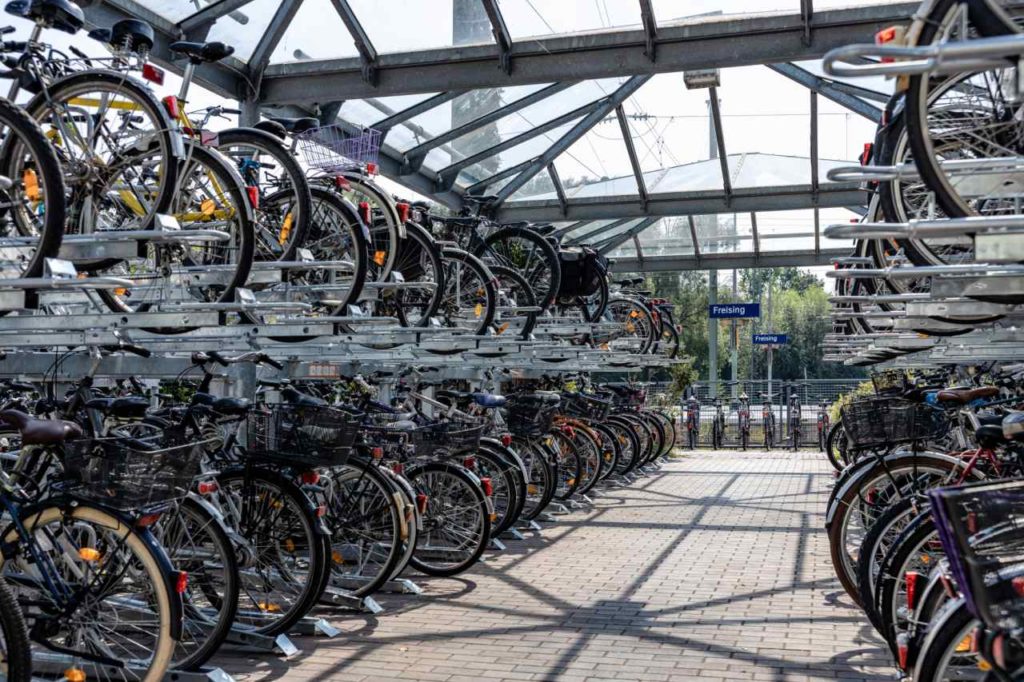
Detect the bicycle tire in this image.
<box><xmin>0</xmin><ymin>574</ymin><xmax>29</xmax><ymax>682</ymax></box>
<box><xmin>391</xmin><ymin>221</ymin><xmax>445</xmax><ymax>329</ymax></box>
<box><xmin>333</xmin><ymin>173</ymin><xmax>403</xmax><ymax>281</ymax></box>
<box><xmin>853</xmin><ymin>495</ymin><xmax>920</xmax><ymax>634</ymax></box>
<box><xmin>0</xmin><ymin>96</ymin><xmax>65</xmax><ymax>283</ymax></box>
<box><xmin>513</xmin><ymin>436</ymin><xmax>557</xmax><ymax>521</ymax></box>
<box><xmin>438</xmin><ymin>247</ymin><xmax>497</xmax><ymax>338</ymax></box>
<box><xmin>489</xmin><ymin>264</ymin><xmax>538</xmax><ymax>339</ymax></box>
<box><xmin>876</xmin><ymin>510</ymin><xmax>940</xmax><ymax>656</ymax></box>
<box><xmin>469</xmin><ymin>445</ymin><xmax>522</xmax><ymax>536</ymax></box>
<box><xmin>571</xmin><ymin>424</ymin><xmax>604</xmax><ymax>496</ymax></box>
<box><xmin>549</xmin><ymin>429</ymin><xmax>584</xmax><ymax>500</ymax></box>
<box><xmin>481</xmin><ymin>438</ymin><xmax>530</xmax><ymax>530</ymax></box>
<box><xmin>912</xmin><ymin>599</ymin><xmax>980</xmax><ymax>682</ymax></box>
<box><xmin>476</xmin><ymin>226</ymin><xmax>561</xmax><ymax>312</ymax></box>
<box><xmin>587</xmin><ymin>422</ymin><xmax>622</xmax><ymax>480</ymax></box>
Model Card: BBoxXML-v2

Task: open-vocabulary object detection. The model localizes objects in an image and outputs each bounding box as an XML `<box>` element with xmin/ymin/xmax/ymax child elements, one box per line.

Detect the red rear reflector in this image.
<box><xmin>393</xmin><ymin>462</ymin><xmax>404</xmax><ymax>475</ymax></box>
<box><xmin>967</xmin><ymin>512</ymin><xmax>977</xmax><ymax>534</ymax></box>
<box><xmin>994</xmin><ymin>632</ymin><xmax>1007</xmax><ymax>668</ymax></box>
<box><xmin>300</xmin><ymin>471</ymin><xmax>320</xmax><ymax>485</ymax></box>
<box><xmin>197</xmin><ymin>481</ymin><xmax>218</xmax><ymax>495</ymax></box>
<box><xmin>896</xmin><ymin>634</ymin><xmax>909</xmax><ymax>670</ymax></box>
<box><xmin>875</xmin><ymin>26</ymin><xmax>898</xmax><ymax>44</ymax></box>
<box><xmin>463</xmin><ymin>456</ymin><xmax>476</xmax><ymax>470</ymax></box>
<box><xmin>334</xmin><ymin>175</ymin><xmax>350</xmax><ymax>189</ymax></box>
<box><xmin>940</xmin><ymin>572</ymin><xmax>955</xmax><ymax>598</ymax></box>
<box><xmin>371</xmin><ymin>446</ymin><xmax>384</xmax><ymax>459</ymax></box>
<box><xmin>480</xmin><ymin>477</ymin><xmax>493</xmax><ymax>497</ymax></box>
<box><xmin>396</xmin><ymin>202</ymin><xmax>410</xmax><ymax>223</ymax></box>
<box><xmin>316</xmin><ymin>504</ymin><xmax>326</xmax><ymax>517</ymax></box>
<box><xmin>358</xmin><ymin>201</ymin><xmax>371</xmax><ymax>225</ymax></box>
<box><xmin>1012</xmin><ymin>576</ymin><xmax>1024</xmax><ymax>597</ymax></box>
<box><xmin>142</xmin><ymin>63</ymin><xmax>165</xmax><ymax>85</ymax></box>
<box><xmin>176</xmin><ymin>571</ymin><xmax>188</xmax><ymax>594</ymax></box>
<box><xmin>162</xmin><ymin>95</ymin><xmax>179</xmax><ymax>119</ymax></box>
<box><xmin>416</xmin><ymin>493</ymin><xmax>428</xmax><ymax>514</ymax></box>
<box><xmin>246</xmin><ymin>186</ymin><xmax>259</xmax><ymax>210</ymax></box>
<box><xmin>905</xmin><ymin>571</ymin><xmax>921</xmax><ymax>610</ymax></box>
<box><xmin>136</xmin><ymin>512</ymin><xmax>162</xmax><ymax>528</ymax></box>
<box><xmin>500</xmin><ymin>434</ymin><xmax>512</xmax><ymax>447</ymax></box>
<box><xmin>366</xmin><ymin>162</ymin><xmax>378</xmax><ymax>175</ymax></box>
<box><xmin>860</xmin><ymin>142</ymin><xmax>873</xmax><ymax>166</ymax></box>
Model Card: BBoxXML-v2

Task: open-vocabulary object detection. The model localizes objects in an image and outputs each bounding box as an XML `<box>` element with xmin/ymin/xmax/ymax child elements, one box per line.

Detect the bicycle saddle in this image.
<box><xmin>252</xmin><ymin>120</ymin><xmax>287</xmax><ymax>139</ymax></box>
<box><xmin>193</xmin><ymin>393</ymin><xmax>251</xmax><ymax>415</ymax></box>
<box><xmin>5</xmin><ymin>0</ymin><xmax>83</xmax><ymax>33</ymax></box>
<box><xmin>935</xmin><ymin>386</ymin><xmax>999</xmax><ymax>404</ymax></box>
<box><xmin>0</xmin><ymin>409</ymin><xmax>81</xmax><ymax>445</ymax></box>
<box><xmin>975</xmin><ymin>424</ymin><xmax>1006</xmax><ymax>448</ymax></box>
<box><xmin>473</xmin><ymin>393</ymin><xmax>506</xmax><ymax>408</ymax></box>
<box><xmin>84</xmin><ymin>396</ymin><xmax>149</xmax><ymax>419</ymax></box>
<box><xmin>169</xmin><ymin>40</ymin><xmax>235</xmax><ymax>64</ymax></box>
<box><xmin>109</xmin><ymin>18</ymin><xmax>154</xmax><ymax>51</ymax></box>
<box><xmin>266</xmin><ymin>116</ymin><xmax>319</xmax><ymax>135</ymax></box>
<box><xmin>281</xmin><ymin>387</ymin><xmax>326</xmax><ymax>408</ymax></box>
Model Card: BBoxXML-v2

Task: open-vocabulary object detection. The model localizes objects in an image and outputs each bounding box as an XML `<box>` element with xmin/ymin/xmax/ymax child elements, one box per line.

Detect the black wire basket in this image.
<box><xmin>505</xmin><ymin>394</ymin><xmax>559</xmax><ymax>438</ymax></box>
<box><xmin>246</xmin><ymin>404</ymin><xmax>361</xmax><ymax>467</ymax></box>
<box><xmin>61</xmin><ymin>429</ymin><xmax>209</xmax><ymax>511</ymax></box>
<box><xmin>931</xmin><ymin>479</ymin><xmax>1024</xmax><ymax>632</ymax></box>
<box><xmin>562</xmin><ymin>392</ymin><xmax>612</xmax><ymax>421</ymax></box>
<box><xmin>841</xmin><ymin>397</ymin><xmax>942</xmax><ymax>450</ymax></box>
<box><xmin>871</xmin><ymin>369</ymin><xmax>909</xmax><ymax>396</ymax></box>
<box><xmin>364</xmin><ymin>411</ymin><xmax>486</xmax><ymax>457</ymax></box>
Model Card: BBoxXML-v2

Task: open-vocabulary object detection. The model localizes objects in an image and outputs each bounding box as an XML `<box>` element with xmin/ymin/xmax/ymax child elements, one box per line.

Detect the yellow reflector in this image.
<box><xmin>978</xmin><ymin>660</ymin><xmax>992</xmax><ymax>672</ymax></box>
<box><xmin>373</xmin><ymin>250</ymin><xmax>386</xmax><ymax>266</ymax></box>
<box><xmin>600</xmin><ymin>343</ymin><xmax>610</xmax><ymax>350</ymax></box>
<box><xmin>22</xmin><ymin>169</ymin><xmax>39</xmax><ymax>201</ymax></box>
<box><xmin>496</xmin><ymin>322</ymin><xmax>509</xmax><ymax>335</ymax></box>
<box><xmin>78</xmin><ymin>548</ymin><xmax>100</xmax><ymax>562</ymax></box>
<box><xmin>955</xmin><ymin>634</ymin><xmax>973</xmax><ymax>653</ymax></box>
<box><xmin>527</xmin><ymin>484</ymin><xmax>538</xmax><ymax>494</ymax></box>
<box><xmin>200</xmin><ymin>199</ymin><xmax>216</xmax><ymax>216</ymax></box>
<box><xmin>474</xmin><ymin>303</ymin><xmax>483</xmax><ymax>317</ymax></box>
<box><xmin>490</xmin><ymin>513</ymin><xmax>497</xmax><ymax>522</ymax></box>
<box><xmin>629</xmin><ymin>310</ymin><xmax>639</xmax><ymax>318</ymax></box>
<box><xmin>65</xmin><ymin>668</ymin><xmax>86</xmax><ymax>682</ymax></box>
<box><xmin>332</xmin><ymin>550</ymin><xmax>344</xmax><ymax>564</ymax></box>
<box><xmin>258</xmin><ymin>602</ymin><xmax>282</xmax><ymax>613</ymax></box>
<box><xmin>114</xmin><ymin>287</ymin><xmax>127</xmax><ymax>297</ymax></box>
<box><xmin>283</xmin><ymin>538</ymin><xmax>295</xmax><ymax>552</ymax></box>
<box><xmin>920</xmin><ymin>554</ymin><xmax>931</xmax><ymax>564</ymax></box>
<box><xmin>278</xmin><ymin>211</ymin><xmax>293</xmax><ymax>246</ymax></box>
<box><xmin>626</xmin><ymin>322</ymin><xmax>635</xmax><ymax>333</ymax></box>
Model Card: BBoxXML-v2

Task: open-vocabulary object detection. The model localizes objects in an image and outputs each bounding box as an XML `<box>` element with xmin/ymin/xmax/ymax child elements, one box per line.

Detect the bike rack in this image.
<box><xmin>823</xmin><ymin>33</ymin><xmax>1024</xmax><ymax>79</ymax></box>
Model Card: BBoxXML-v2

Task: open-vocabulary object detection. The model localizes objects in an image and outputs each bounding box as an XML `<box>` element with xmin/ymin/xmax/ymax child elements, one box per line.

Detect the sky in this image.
<box><xmin>17</xmin><ymin>0</ymin><xmax>900</xmax><ymax>282</ymax></box>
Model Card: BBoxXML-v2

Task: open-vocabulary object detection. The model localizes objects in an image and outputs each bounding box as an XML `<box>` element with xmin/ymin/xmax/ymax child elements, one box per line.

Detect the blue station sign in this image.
<box><xmin>708</xmin><ymin>303</ymin><xmax>760</xmax><ymax>319</ymax></box>
<box><xmin>753</xmin><ymin>333</ymin><xmax>788</xmax><ymax>345</ymax></box>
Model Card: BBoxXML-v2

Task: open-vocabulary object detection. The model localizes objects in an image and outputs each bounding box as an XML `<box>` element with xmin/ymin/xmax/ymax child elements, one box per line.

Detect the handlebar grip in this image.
<box><xmin>222</xmin><ymin>108</ymin><xmax>242</xmax><ymax>114</ymax></box>
<box><xmin>260</xmin><ymin>354</ymin><xmax>284</xmax><ymax>370</ymax></box>
<box><xmin>207</xmin><ymin>350</ymin><xmax>229</xmax><ymax>366</ymax></box>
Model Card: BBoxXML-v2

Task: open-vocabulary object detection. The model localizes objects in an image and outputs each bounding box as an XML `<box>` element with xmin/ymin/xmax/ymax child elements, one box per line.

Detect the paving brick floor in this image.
<box><xmin>213</xmin><ymin>451</ymin><xmax>892</xmax><ymax>681</ymax></box>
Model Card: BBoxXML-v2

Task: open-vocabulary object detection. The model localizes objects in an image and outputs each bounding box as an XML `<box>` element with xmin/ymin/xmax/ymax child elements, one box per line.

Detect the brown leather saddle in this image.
<box><xmin>0</xmin><ymin>409</ymin><xmax>82</xmax><ymax>445</ymax></box>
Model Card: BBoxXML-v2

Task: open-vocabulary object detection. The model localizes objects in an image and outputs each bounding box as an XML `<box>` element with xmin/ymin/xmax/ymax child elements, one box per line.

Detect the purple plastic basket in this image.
<box><xmin>297</xmin><ymin>125</ymin><xmax>381</xmax><ymax>172</ymax></box>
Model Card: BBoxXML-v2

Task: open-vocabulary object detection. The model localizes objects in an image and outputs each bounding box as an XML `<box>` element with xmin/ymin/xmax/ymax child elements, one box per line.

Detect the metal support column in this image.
<box><xmin>709</xmin><ymin>268</ymin><xmax>718</xmax><ymax>399</ymax></box>
<box><xmin>731</xmin><ymin>269</ymin><xmax>738</xmax><ymax>398</ymax></box>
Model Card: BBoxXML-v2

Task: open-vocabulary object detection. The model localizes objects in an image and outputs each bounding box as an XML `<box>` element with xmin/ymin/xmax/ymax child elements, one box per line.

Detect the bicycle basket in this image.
<box><xmin>930</xmin><ymin>480</ymin><xmax>1024</xmax><ymax>631</ymax></box>
<box><xmin>62</xmin><ymin>430</ymin><xmax>209</xmax><ymax>511</ymax></box>
<box><xmin>246</xmin><ymin>404</ymin><xmax>361</xmax><ymax>467</ymax></box>
<box><xmin>562</xmin><ymin>392</ymin><xmax>612</xmax><ymax>421</ymax></box>
<box><xmin>840</xmin><ymin>397</ymin><xmax>942</xmax><ymax>450</ymax></box>
<box><xmin>296</xmin><ymin>125</ymin><xmax>381</xmax><ymax>172</ymax></box>
<box><xmin>871</xmin><ymin>369</ymin><xmax>909</xmax><ymax>396</ymax></box>
<box><xmin>505</xmin><ymin>394</ymin><xmax>559</xmax><ymax>437</ymax></box>
<box><xmin>364</xmin><ymin>412</ymin><xmax>485</xmax><ymax>457</ymax></box>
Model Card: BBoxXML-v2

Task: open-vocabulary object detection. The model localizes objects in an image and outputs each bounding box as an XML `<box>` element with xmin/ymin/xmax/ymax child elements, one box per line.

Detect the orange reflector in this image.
<box><xmin>475</xmin><ymin>303</ymin><xmax>483</xmax><ymax>317</ymax></box>
<box><xmin>200</xmin><ymin>199</ymin><xmax>216</xmax><ymax>216</ymax></box>
<box><xmin>64</xmin><ymin>668</ymin><xmax>86</xmax><ymax>682</ymax></box>
<box><xmin>114</xmin><ymin>287</ymin><xmax>127</xmax><ymax>297</ymax></box>
<box><xmin>332</xmin><ymin>550</ymin><xmax>344</xmax><ymax>564</ymax></box>
<box><xmin>258</xmin><ymin>602</ymin><xmax>281</xmax><ymax>613</ymax></box>
<box><xmin>875</xmin><ymin>26</ymin><xmax>899</xmax><ymax>44</ymax></box>
<box><xmin>78</xmin><ymin>548</ymin><xmax>101</xmax><ymax>562</ymax></box>
<box><xmin>283</xmin><ymin>538</ymin><xmax>295</xmax><ymax>552</ymax></box>
<box><xmin>22</xmin><ymin>168</ymin><xmax>39</xmax><ymax>201</ymax></box>
<box><xmin>278</xmin><ymin>211</ymin><xmax>293</xmax><ymax>246</ymax></box>
<box><xmin>373</xmin><ymin>250</ymin><xmax>386</xmax><ymax>266</ymax></box>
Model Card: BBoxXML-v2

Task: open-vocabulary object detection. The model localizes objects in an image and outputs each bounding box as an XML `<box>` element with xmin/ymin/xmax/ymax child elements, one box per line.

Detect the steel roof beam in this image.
<box><xmin>331</xmin><ymin>0</ymin><xmax>378</xmax><ymax>84</ymax></box>
<box><xmin>494</xmin><ymin>183</ymin><xmax>864</xmax><ymax>221</ymax></box>
<box><xmin>434</xmin><ymin>97</ymin><xmax>603</xmax><ymax>190</ymax></box>
<box><xmin>688</xmin><ymin>215</ymin><xmax>701</xmax><ymax>261</ymax></box>
<box><xmin>597</xmin><ymin>217</ymin><xmax>661</xmax><ymax>254</ymax></box>
<box><xmin>549</xmin><ymin>164</ymin><xmax>568</xmax><ymax>217</ymax></box>
<box><xmin>616</xmin><ymin>104</ymin><xmax>649</xmax><ymax>209</ymax></box>
<box><xmin>402</xmin><ymin>82</ymin><xmax>571</xmax><ymax>172</ymax></box>
<box><xmin>751</xmin><ymin>212</ymin><xmax>760</xmax><ymax>259</ymax></box>
<box><xmin>249</xmin><ymin>0</ymin><xmax>302</xmax><ymax>75</ymax></box>
<box><xmin>465</xmin><ymin>159</ymin><xmax>534</xmax><ymax>195</ymax></box>
<box><xmin>491</xmin><ymin>76</ymin><xmax>650</xmax><ymax>206</ymax></box>
<box><xmin>554</xmin><ymin>220</ymin><xmax>594</xmax><ymax>238</ymax></box>
<box><xmin>178</xmin><ymin>0</ymin><xmax>255</xmax><ymax>37</ymax></box>
<box><xmin>374</xmin><ymin>91</ymin><xmax>464</xmax><ymax>133</ymax></box>
<box><xmin>257</xmin><ymin>3</ymin><xmax>917</xmax><ymax>102</ymax></box>
<box><xmin>568</xmin><ymin>218</ymin><xmax>634</xmax><ymax>245</ymax></box>
<box><xmin>767</xmin><ymin>62</ymin><xmax>882</xmax><ymax>122</ymax></box>
<box><xmin>639</xmin><ymin>0</ymin><xmax>657</xmax><ymax>61</ymax></box>
<box><xmin>613</xmin><ymin>249</ymin><xmax>850</xmax><ymax>272</ymax></box>
<box><xmin>482</xmin><ymin>0</ymin><xmax>513</xmax><ymax>75</ymax></box>
<box><xmin>708</xmin><ymin>88</ymin><xmax>731</xmax><ymax>200</ymax></box>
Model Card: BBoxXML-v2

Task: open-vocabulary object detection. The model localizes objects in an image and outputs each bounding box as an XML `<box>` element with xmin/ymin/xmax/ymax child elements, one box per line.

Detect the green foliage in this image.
<box><xmin>830</xmin><ymin>379</ymin><xmax>875</xmax><ymax>423</ymax></box>
<box><xmin>666</xmin><ymin>356</ymin><xmax>698</xmax><ymax>400</ymax></box>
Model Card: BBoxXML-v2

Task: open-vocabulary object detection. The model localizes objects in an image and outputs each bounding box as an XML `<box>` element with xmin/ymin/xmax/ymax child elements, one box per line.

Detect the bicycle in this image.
<box><xmin>760</xmin><ymin>392</ymin><xmax>777</xmax><ymax>450</ymax></box>
<box><xmin>684</xmin><ymin>396</ymin><xmax>700</xmax><ymax>450</ymax></box>
<box><xmin>737</xmin><ymin>391</ymin><xmax>751</xmax><ymax>451</ymax></box>
<box><xmin>816</xmin><ymin>400</ymin><xmax>831</xmax><ymax>452</ymax></box>
<box><xmin>710</xmin><ymin>397</ymin><xmax>726</xmax><ymax>450</ymax></box>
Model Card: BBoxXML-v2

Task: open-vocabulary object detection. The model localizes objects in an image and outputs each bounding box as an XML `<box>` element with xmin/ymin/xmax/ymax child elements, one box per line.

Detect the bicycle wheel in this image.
<box><xmin>156</xmin><ymin>496</ymin><xmax>239</xmax><ymax>671</ymax></box>
<box><xmin>216</xmin><ymin>467</ymin><xmax>328</xmax><ymax>635</ymax></box>
<box><xmin>475</xmin><ymin>226</ymin><xmax>560</xmax><ymax>312</ymax></box>
<box><xmin>853</xmin><ymin>496</ymin><xmax>920</xmax><ymax>634</ymax></box>
<box><xmin>389</xmin><ymin>221</ymin><xmax>444</xmax><ymax>329</ymax></box>
<box><xmin>18</xmin><ymin>71</ymin><xmax>180</xmax><ymax>253</ymax></box>
<box><xmin>549</xmin><ymin>430</ymin><xmax>583</xmax><ymax>500</ymax></box>
<box><xmin>0</xmin><ymin>573</ymin><xmax>30</xmax><ymax>682</ymax></box>
<box><xmin>321</xmin><ymin>458</ymin><xmax>404</xmax><ymax>598</ymax></box>
<box><xmin>876</xmin><ymin>512</ymin><xmax>942</xmax><ymax>657</ymax></box>
<box><xmin>477</xmin><ymin>440</ymin><xmax>529</xmax><ymax>534</ymax></box>
<box><xmin>826</xmin><ymin>420</ymin><xmax>847</xmax><ymax>469</ymax></box>
<box><xmin>1</xmin><ymin>504</ymin><xmax>176</xmax><ymax>682</ymax></box>
<box><xmin>596</xmin><ymin>297</ymin><xmax>657</xmax><ymax>355</ymax></box>
<box><xmin>607</xmin><ymin>418</ymin><xmax>641</xmax><ymax>474</ymax></box>
<box><xmin>588</xmin><ymin>422</ymin><xmax>622</xmax><ymax>480</ymax></box>
<box><xmin>217</xmin><ymin>128</ymin><xmax>311</xmax><ymax>263</ymax></box>
<box><xmin>906</xmin><ymin>0</ymin><xmax>1024</xmax><ymax>222</ymax></box>
<box><xmin>407</xmin><ymin>462</ymin><xmax>491</xmax><ymax>577</ymax></box>
<box><xmin>489</xmin><ymin>264</ymin><xmax>538</xmax><ymax>339</ymax></box>
<box><xmin>466</xmin><ymin>447</ymin><xmax>520</xmax><ymax>536</ymax></box>
<box><xmin>0</xmin><ymin>96</ymin><xmax>65</xmax><ymax>282</ymax></box>
<box><xmin>437</xmin><ymin>247</ymin><xmax>496</xmax><ymax>337</ymax></box>
<box><xmin>570</xmin><ymin>425</ymin><xmax>604</xmax><ymax>496</ymax></box>
<box><xmin>512</xmin><ymin>437</ymin><xmax>556</xmax><ymax>522</ymax></box>
<box><xmin>96</xmin><ymin>143</ymin><xmax>254</xmax><ymax>328</ymax></box>
<box><xmin>912</xmin><ymin>600</ymin><xmax>981</xmax><ymax>682</ymax></box>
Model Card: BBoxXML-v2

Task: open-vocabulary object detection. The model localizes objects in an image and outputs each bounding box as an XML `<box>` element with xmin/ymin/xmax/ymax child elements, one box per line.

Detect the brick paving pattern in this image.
<box><xmin>213</xmin><ymin>451</ymin><xmax>891</xmax><ymax>681</ymax></box>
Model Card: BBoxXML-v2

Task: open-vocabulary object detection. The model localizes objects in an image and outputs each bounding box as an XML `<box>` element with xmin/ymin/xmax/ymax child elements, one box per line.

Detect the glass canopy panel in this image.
<box><xmin>696</xmin><ymin>214</ymin><xmax>752</xmax><ymax>255</ymax></box>
<box><xmin>134</xmin><ymin>0</ymin><xmax>230</xmax><ymax>23</ymax></box>
<box><xmin>564</xmin><ymin>220</ymin><xmax>614</xmax><ymax>241</ymax></box>
<box><xmin>554</xmin><ymin>124</ymin><xmax>637</xmax><ymax>198</ymax></box>
<box><xmin>455</xmin><ymin>119</ymin><xmax>581</xmax><ymax>188</ymax></box>
<box><xmin>588</xmin><ymin>218</ymin><xmax>647</xmax><ymax>245</ymax></box>
<box><xmin>337</xmin><ymin>100</ymin><xmax>393</xmax><ymax>129</ymax></box>
<box><xmin>497</xmin><ymin>0</ymin><xmax>641</xmax><ymax>39</ymax></box>
<box><xmin>206</xmin><ymin>0</ymin><xmax>280</xmax><ymax>61</ymax></box>
<box><xmin>397</xmin><ymin>84</ymin><xmax>554</xmax><ymax>151</ymax></box>
<box><xmin>270</xmin><ymin>0</ymin><xmax>359</xmax><ymax>64</ymax></box>
<box><xmin>605</xmin><ymin>242</ymin><xmax>638</xmax><ymax>260</ymax></box>
<box><xmin>635</xmin><ymin>217</ymin><xmax>697</xmax><ymax>257</ymax></box>
<box><xmin>348</xmin><ymin>0</ymin><xmax>494</xmax><ymax>54</ymax></box>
